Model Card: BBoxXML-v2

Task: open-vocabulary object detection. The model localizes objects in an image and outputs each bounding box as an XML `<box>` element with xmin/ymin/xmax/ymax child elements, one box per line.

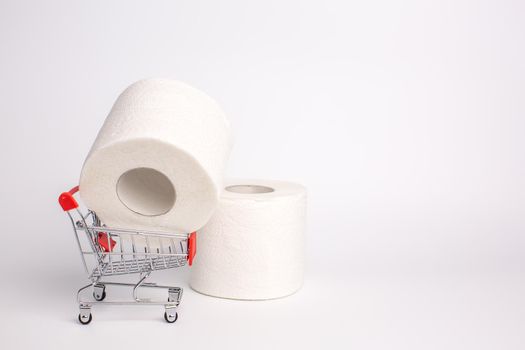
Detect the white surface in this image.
<box><xmin>0</xmin><ymin>0</ymin><xmax>524</xmax><ymax>349</ymax></box>
<box><xmin>80</xmin><ymin>79</ymin><xmax>232</xmax><ymax>233</ymax></box>
<box><xmin>190</xmin><ymin>179</ymin><xmax>306</xmax><ymax>300</ymax></box>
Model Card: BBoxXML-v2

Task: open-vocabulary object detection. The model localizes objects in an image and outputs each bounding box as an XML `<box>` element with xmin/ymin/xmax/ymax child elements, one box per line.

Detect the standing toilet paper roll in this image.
<box><xmin>190</xmin><ymin>179</ymin><xmax>306</xmax><ymax>300</ymax></box>
<box><xmin>79</xmin><ymin>79</ymin><xmax>232</xmax><ymax>233</ymax></box>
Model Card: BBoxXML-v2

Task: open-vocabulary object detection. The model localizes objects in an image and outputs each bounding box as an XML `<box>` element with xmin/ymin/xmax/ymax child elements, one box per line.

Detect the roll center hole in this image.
<box><xmin>116</xmin><ymin>168</ymin><xmax>175</xmax><ymax>216</ymax></box>
<box><xmin>225</xmin><ymin>185</ymin><xmax>275</xmax><ymax>194</ymax></box>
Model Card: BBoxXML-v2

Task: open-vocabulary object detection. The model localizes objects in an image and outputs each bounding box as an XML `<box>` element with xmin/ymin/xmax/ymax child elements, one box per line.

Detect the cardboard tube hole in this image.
<box><xmin>117</xmin><ymin>168</ymin><xmax>175</xmax><ymax>216</ymax></box>
<box><xmin>225</xmin><ymin>185</ymin><xmax>275</xmax><ymax>194</ymax></box>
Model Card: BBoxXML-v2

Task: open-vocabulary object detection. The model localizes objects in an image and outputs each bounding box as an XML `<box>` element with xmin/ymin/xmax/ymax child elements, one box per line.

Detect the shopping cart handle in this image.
<box><xmin>188</xmin><ymin>232</ymin><xmax>197</xmax><ymax>266</ymax></box>
<box><xmin>59</xmin><ymin>186</ymin><xmax>80</xmax><ymax>211</ymax></box>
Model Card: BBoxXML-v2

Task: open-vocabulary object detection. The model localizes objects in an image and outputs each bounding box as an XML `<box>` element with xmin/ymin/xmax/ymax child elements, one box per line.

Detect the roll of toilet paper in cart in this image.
<box><xmin>79</xmin><ymin>79</ymin><xmax>232</xmax><ymax>233</ymax></box>
<box><xmin>190</xmin><ymin>179</ymin><xmax>306</xmax><ymax>300</ymax></box>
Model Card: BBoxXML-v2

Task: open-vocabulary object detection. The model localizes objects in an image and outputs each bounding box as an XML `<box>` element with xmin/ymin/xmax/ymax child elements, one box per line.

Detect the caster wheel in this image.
<box><xmin>78</xmin><ymin>313</ymin><xmax>92</xmax><ymax>325</ymax></box>
<box><xmin>164</xmin><ymin>311</ymin><xmax>178</xmax><ymax>323</ymax></box>
<box><xmin>93</xmin><ymin>290</ymin><xmax>106</xmax><ymax>301</ymax></box>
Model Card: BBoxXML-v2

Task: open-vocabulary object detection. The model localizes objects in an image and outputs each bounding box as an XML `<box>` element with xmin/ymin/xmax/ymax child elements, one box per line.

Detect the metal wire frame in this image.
<box><xmin>68</xmin><ymin>210</ymin><xmax>189</xmax><ymax>280</ymax></box>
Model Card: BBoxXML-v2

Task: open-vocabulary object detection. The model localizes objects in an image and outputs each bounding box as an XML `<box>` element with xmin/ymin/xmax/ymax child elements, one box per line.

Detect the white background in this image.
<box><xmin>0</xmin><ymin>0</ymin><xmax>524</xmax><ymax>348</ymax></box>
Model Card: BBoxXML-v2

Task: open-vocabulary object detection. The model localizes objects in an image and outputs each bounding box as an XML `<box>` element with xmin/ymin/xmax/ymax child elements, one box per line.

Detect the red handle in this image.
<box><xmin>187</xmin><ymin>232</ymin><xmax>197</xmax><ymax>266</ymax></box>
<box><xmin>59</xmin><ymin>186</ymin><xmax>79</xmax><ymax>211</ymax></box>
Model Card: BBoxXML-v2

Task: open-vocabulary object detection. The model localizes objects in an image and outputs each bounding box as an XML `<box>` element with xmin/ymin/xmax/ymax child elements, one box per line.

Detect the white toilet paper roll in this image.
<box><xmin>190</xmin><ymin>179</ymin><xmax>306</xmax><ymax>300</ymax></box>
<box><xmin>79</xmin><ymin>79</ymin><xmax>232</xmax><ymax>233</ymax></box>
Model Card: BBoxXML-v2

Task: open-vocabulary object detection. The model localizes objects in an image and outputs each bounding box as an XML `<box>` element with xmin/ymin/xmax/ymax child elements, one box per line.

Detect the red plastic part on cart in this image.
<box><xmin>188</xmin><ymin>232</ymin><xmax>196</xmax><ymax>266</ymax></box>
<box><xmin>58</xmin><ymin>186</ymin><xmax>79</xmax><ymax>211</ymax></box>
<box><xmin>97</xmin><ymin>232</ymin><xmax>117</xmax><ymax>252</ymax></box>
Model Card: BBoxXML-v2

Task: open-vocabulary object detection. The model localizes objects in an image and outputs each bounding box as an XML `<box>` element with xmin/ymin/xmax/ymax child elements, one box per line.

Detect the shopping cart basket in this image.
<box><xmin>59</xmin><ymin>186</ymin><xmax>197</xmax><ymax>324</ymax></box>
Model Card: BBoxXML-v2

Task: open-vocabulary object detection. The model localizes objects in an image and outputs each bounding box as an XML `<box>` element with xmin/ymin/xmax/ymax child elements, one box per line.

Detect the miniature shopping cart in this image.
<box><xmin>59</xmin><ymin>186</ymin><xmax>196</xmax><ymax>324</ymax></box>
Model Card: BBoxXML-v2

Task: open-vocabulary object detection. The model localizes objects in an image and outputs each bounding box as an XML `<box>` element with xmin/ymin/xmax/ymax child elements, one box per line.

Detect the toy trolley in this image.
<box><xmin>58</xmin><ymin>186</ymin><xmax>196</xmax><ymax>324</ymax></box>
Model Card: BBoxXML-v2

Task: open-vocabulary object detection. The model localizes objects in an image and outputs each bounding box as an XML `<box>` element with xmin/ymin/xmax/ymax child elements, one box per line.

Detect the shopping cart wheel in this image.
<box><xmin>78</xmin><ymin>313</ymin><xmax>92</xmax><ymax>325</ymax></box>
<box><xmin>93</xmin><ymin>283</ymin><xmax>106</xmax><ymax>301</ymax></box>
<box><xmin>164</xmin><ymin>311</ymin><xmax>178</xmax><ymax>323</ymax></box>
<box><xmin>93</xmin><ymin>290</ymin><xmax>106</xmax><ymax>301</ymax></box>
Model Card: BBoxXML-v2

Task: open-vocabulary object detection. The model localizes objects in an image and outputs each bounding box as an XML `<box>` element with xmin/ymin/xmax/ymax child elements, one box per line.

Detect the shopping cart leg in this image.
<box><xmin>133</xmin><ymin>271</ymin><xmax>152</xmax><ymax>302</ymax></box>
<box><xmin>168</xmin><ymin>287</ymin><xmax>183</xmax><ymax>306</ymax></box>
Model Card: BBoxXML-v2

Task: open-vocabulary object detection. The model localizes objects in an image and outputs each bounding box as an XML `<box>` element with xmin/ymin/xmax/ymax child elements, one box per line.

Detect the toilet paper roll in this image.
<box><xmin>79</xmin><ymin>79</ymin><xmax>232</xmax><ymax>233</ymax></box>
<box><xmin>190</xmin><ymin>179</ymin><xmax>306</xmax><ymax>300</ymax></box>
